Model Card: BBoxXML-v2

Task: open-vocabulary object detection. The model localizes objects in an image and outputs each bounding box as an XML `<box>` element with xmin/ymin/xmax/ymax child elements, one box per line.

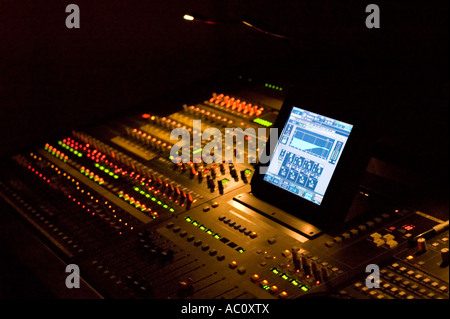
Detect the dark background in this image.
<box><xmin>1</xmin><ymin>0</ymin><xmax>448</xmax><ymax>183</ymax></box>
<box><xmin>0</xmin><ymin>0</ymin><xmax>448</xmax><ymax>300</ymax></box>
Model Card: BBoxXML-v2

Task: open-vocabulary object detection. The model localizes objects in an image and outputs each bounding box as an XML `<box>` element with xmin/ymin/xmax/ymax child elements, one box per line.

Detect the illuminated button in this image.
<box><xmin>439</xmin><ymin>286</ymin><xmax>448</xmax><ymax>292</ymax></box>
<box><xmin>249</xmin><ymin>231</ymin><xmax>258</xmax><ymax>239</ymax></box>
<box><xmin>282</xmin><ymin>249</ymin><xmax>291</xmax><ymax>257</ymax></box>
<box><xmin>383</xmin><ymin>233</ymin><xmax>395</xmax><ymax>241</ymax></box>
<box><xmin>406</xmin><ymin>270</ymin><xmax>415</xmax><ymax>276</ymax></box>
<box><xmin>229</xmin><ymin>261</ymin><xmax>238</xmax><ymax>269</ymax></box>
<box><xmin>269</xmin><ymin>285</ymin><xmax>279</xmax><ymax>293</ymax></box>
<box><xmin>349</xmin><ymin>228</ymin><xmax>359</xmax><ymax>235</ymax></box>
<box><xmin>333</xmin><ymin>236</ymin><xmax>342</xmax><ymax>243</ymax></box>
<box><xmin>279</xmin><ymin>291</ymin><xmax>288</xmax><ymax>299</ymax></box>
<box><xmin>251</xmin><ymin>274</ymin><xmax>260</xmax><ymax>282</ymax></box>
<box><xmin>386</xmin><ymin>240</ymin><xmax>398</xmax><ymax>248</ymax></box>
<box><xmin>422</xmin><ymin>277</ymin><xmax>431</xmax><ymax>284</ymax></box>
<box><xmin>374</xmin><ymin>239</ymin><xmax>385</xmax><ymax>247</ymax></box>
<box><xmin>406</xmin><ymin>295</ymin><xmax>414</xmax><ymax>299</ymax></box>
<box><xmin>370</xmin><ymin>233</ymin><xmax>382</xmax><ymax>240</ymax></box>
<box><xmin>211</xmin><ymin>202</ymin><xmax>219</xmax><ymax>208</ymax></box>
<box><xmin>398</xmin><ymin>291</ymin><xmax>407</xmax><ymax>298</ymax></box>
<box><xmin>260</xmin><ymin>279</ymin><xmax>269</xmax><ymax>287</ymax></box>
<box><xmin>430</xmin><ymin>281</ymin><xmax>439</xmax><ymax>288</ymax></box>
<box><xmin>354</xmin><ymin>282</ymin><xmax>363</xmax><ymax>289</ymax></box>
<box><xmin>414</xmin><ymin>274</ymin><xmax>423</xmax><ymax>280</ymax></box>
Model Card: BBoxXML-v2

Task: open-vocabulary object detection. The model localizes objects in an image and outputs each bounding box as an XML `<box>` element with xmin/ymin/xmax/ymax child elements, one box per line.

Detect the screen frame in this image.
<box><xmin>251</xmin><ymin>88</ymin><xmax>371</xmax><ymax>229</ymax></box>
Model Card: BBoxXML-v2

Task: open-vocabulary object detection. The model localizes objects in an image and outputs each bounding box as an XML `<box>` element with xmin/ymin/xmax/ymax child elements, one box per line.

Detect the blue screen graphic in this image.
<box><xmin>264</xmin><ymin>106</ymin><xmax>353</xmax><ymax>205</ymax></box>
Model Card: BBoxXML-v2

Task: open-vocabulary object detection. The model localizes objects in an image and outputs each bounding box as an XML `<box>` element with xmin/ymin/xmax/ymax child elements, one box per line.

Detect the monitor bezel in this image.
<box><xmin>251</xmin><ymin>89</ymin><xmax>370</xmax><ymax>229</ymax></box>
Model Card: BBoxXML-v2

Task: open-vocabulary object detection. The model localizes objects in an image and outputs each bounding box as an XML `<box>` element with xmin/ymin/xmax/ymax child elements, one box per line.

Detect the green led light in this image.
<box><xmin>290</xmin><ymin>279</ymin><xmax>301</xmax><ymax>287</ymax></box>
<box><xmin>236</xmin><ymin>247</ymin><xmax>245</xmax><ymax>253</ymax></box>
<box><xmin>163</xmin><ymin>204</ymin><xmax>168</xmax><ymax>209</ymax></box>
<box><xmin>220</xmin><ymin>178</ymin><xmax>229</xmax><ymax>184</ymax></box>
<box><xmin>185</xmin><ymin>216</ymin><xmax>192</xmax><ymax>222</ymax></box>
<box><xmin>133</xmin><ymin>187</ymin><xmax>140</xmax><ymax>191</ymax></box>
<box><xmin>145</xmin><ymin>194</ymin><xmax>151</xmax><ymax>198</ymax></box>
<box><xmin>139</xmin><ymin>190</ymin><xmax>145</xmax><ymax>195</ymax></box>
<box><xmin>192</xmin><ymin>221</ymin><xmax>199</xmax><ymax>227</ymax></box>
<box><xmin>213</xmin><ymin>233</ymin><xmax>221</xmax><ymax>239</ymax></box>
<box><xmin>109</xmin><ymin>172</ymin><xmax>114</xmax><ymax>176</ymax></box>
<box><xmin>280</xmin><ymin>273</ymin><xmax>291</xmax><ymax>280</ymax></box>
<box><xmin>244</xmin><ymin>169</ymin><xmax>252</xmax><ymax>175</ymax></box>
<box><xmin>206</xmin><ymin>229</ymin><xmax>213</xmax><ymax>235</ymax></box>
<box><xmin>253</xmin><ymin>118</ymin><xmax>273</xmax><ymax>127</ymax></box>
<box><xmin>104</xmin><ymin>168</ymin><xmax>109</xmax><ymax>173</ymax></box>
<box><xmin>169</xmin><ymin>155</ymin><xmax>174</xmax><ymax>160</ymax></box>
<box><xmin>157</xmin><ymin>200</ymin><xmax>162</xmax><ymax>205</ymax></box>
<box><xmin>169</xmin><ymin>208</ymin><xmax>175</xmax><ymax>212</ymax></box>
<box><xmin>300</xmin><ymin>285</ymin><xmax>310</xmax><ymax>292</ymax></box>
<box><xmin>199</xmin><ymin>225</ymin><xmax>206</xmax><ymax>231</ymax></box>
<box><xmin>262</xmin><ymin>285</ymin><xmax>270</xmax><ymax>291</ymax></box>
<box><xmin>151</xmin><ymin>197</ymin><xmax>156</xmax><ymax>201</ymax></box>
<box><xmin>95</xmin><ymin>163</ymin><xmax>100</xmax><ymax>168</ymax></box>
<box><xmin>114</xmin><ymin>175</ymin><xmax>119</xmax><ymax>179</ymax></box>
<box><xmin>270</xmin><ymin>267</ymin><xmax>281</xmax><ymax>275</ymax></box>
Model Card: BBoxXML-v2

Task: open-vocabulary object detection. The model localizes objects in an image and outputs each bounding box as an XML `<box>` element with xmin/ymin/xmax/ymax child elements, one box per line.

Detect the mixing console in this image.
<box><xmin>0</xmin><ymin>84</ymin><xmax>448</xmax><ymax>300</ymax></box>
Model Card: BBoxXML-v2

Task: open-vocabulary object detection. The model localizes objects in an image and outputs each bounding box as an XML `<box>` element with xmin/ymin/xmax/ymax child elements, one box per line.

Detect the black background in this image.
<box><xmin>0</xmin><ymin>0</ymin><xmax>448</xmax><ymax>303</ymax></box>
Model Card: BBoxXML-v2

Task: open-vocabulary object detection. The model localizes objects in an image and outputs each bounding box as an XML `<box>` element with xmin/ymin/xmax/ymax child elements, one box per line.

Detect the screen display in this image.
<box><xmin>263</xmin><ymin>106</ymin><xmax>353</xmax><ymax>205</ymax></box>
